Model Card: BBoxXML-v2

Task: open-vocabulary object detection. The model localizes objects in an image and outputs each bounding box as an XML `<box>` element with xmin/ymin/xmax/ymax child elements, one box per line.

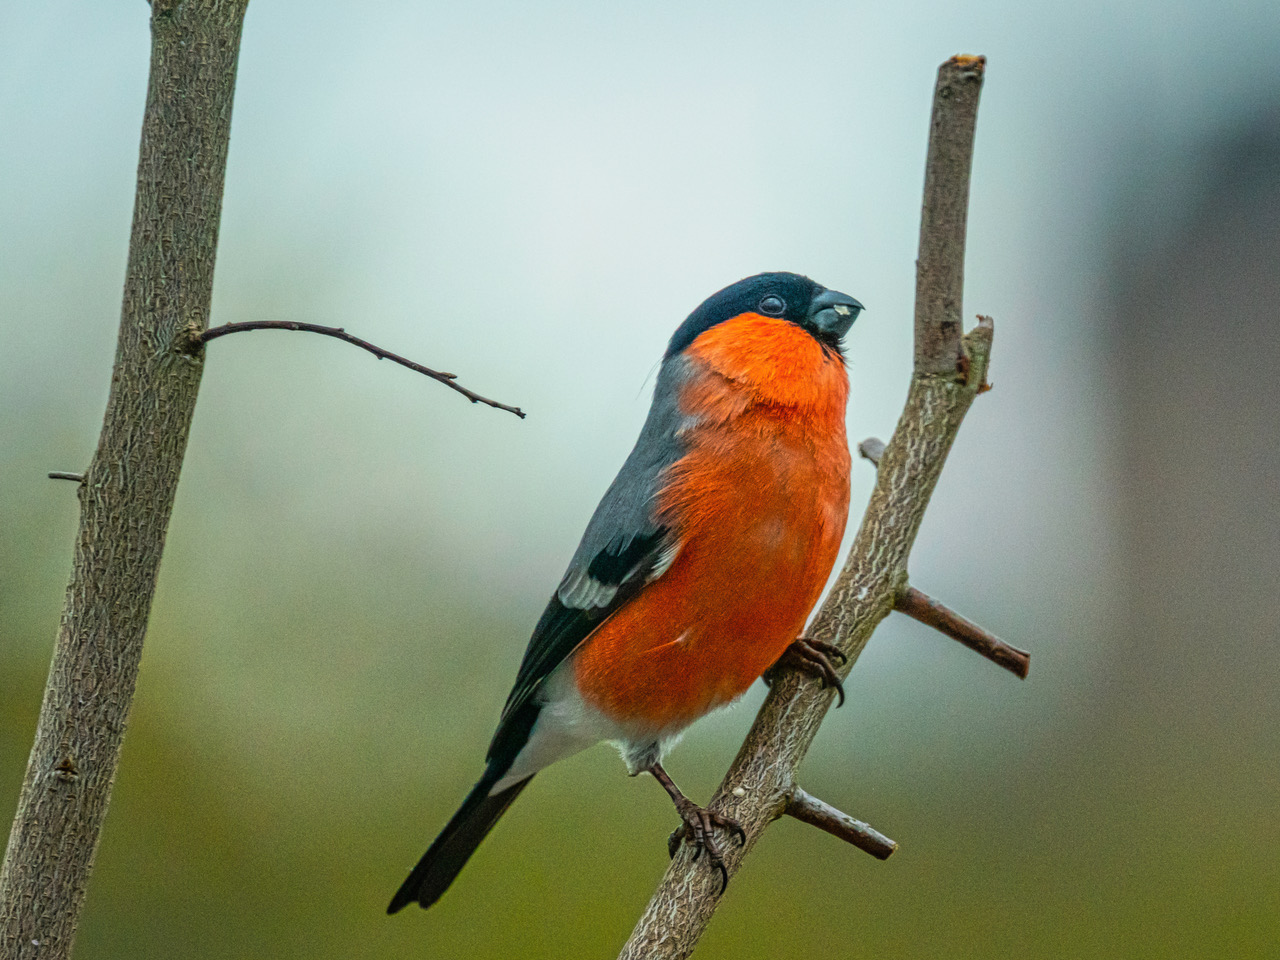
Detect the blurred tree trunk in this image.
<box><xmin>0</xmin><ymin>3</ymin><xmax>248</xmax><ymax>957</ymax></box>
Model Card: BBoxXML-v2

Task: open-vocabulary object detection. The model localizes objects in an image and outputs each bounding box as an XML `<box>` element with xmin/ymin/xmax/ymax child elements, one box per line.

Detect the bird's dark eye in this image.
<box><xmin>759</xmin><ymin>295</ymin><xmax>786</xmax><ymax>316</ymax></box>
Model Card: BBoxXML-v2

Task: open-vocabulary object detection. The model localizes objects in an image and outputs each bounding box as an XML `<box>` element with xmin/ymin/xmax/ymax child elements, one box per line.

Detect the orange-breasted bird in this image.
<box><xmin>388</xmin><ymin>272</ymin><xmax>862</xmax><ymax>912</ymax></box>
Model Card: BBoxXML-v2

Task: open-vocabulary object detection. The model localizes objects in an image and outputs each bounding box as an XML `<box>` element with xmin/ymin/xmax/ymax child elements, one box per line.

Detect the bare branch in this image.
<box><xmin>46</xmin><ymin>473</ymin><xmax>84</xmax><ymax>483</ymax></box>
<box><xmin>784</xmin><ymin>787</ymin><xmax>897</xmax><ymax>860</ymax></box>
<box><xmin>196</xmin><ymin>320</ymin><xmax>526</xmax><ymax>419</ymax></box>
<box><xmin>895</xmin><ymin>586</ymin><xmax>1030</xmax><ymax>678</ymax></box>
<box><xmin>618</xmin><ymin>55</ymin><xmax>994</xmax><ymax>960</ymax></box>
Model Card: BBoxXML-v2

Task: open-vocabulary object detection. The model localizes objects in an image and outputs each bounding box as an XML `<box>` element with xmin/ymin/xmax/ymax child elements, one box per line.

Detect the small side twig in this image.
<box><xmin>894</xmin><ymin>586</ymin><xmax>1030</xmax><ymax>678</ymax></box>
<box><xmin>196</xmin><ymin>320</ymin><xmax>526</xmax><ymax>418</ymax></box>
<box><xmin>47</xmin><ymin>473</ymin><xmax>85</xmax><ymax>483</ymax></box>
<box><xmin>784</xmin><ymin>787</ymin><xmax>896</xmax><ymax>860</ymax></box>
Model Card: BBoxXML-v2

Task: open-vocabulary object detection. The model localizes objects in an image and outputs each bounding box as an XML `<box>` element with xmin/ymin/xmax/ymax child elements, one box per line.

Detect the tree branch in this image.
<box><xmin>0</xmin><ymin>4</ymin><xmax>248</xmax><ymax>957</ymax></box>
<box><xmin>196</xmin><ymin>320</ymin><xmax>526</xmax><ymax>418</ymax></box>
<box><xmin>895</xmin><ymin>586</ymin><xmax>1030</xmax><ymax>678</ymax></box>
<box><xmin>618</xmin><ymin>54</ymin><xmax>994</xmax><ymax>959</ymax></box>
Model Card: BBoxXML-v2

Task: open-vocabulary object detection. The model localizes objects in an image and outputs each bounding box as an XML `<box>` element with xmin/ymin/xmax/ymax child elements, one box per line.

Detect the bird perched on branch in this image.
<box><xmin>389</xmin><ymin>272</ymin><xmax>862</xmax><ymax>912</ymax></box>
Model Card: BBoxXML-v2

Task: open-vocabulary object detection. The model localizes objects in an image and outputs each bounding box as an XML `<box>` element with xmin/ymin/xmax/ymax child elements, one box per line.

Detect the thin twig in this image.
<box><xmin>47</xmin><ymin>473</ymin><xmax>85</xmax><ymax>483</ymax></box>
<box><xmin>196</xmin><ymin>320</ymin><xmax>526</xmax><ymax>419</ymax></box>
<box><xmin>785</xmin><ymin>787</ymin><xmax>897</xmax><ymax>860</ymax></box>
<box><xmin>895</xmin><ymin>586</ymin><xmax>1029</xmax><ymax>678</ymax></box>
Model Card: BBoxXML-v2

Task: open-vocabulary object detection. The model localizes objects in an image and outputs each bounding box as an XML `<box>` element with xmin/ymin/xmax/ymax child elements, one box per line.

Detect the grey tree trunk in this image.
<box><xmin>0</xmin><ymin>3</ymin><xmax>249</xmax><ymax>957</ymax></box>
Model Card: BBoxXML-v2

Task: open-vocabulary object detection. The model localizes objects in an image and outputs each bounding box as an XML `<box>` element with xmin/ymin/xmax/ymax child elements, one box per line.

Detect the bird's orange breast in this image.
<box><xmin>573</xmin><ymin>315</ymin><xmax>851</xmax><ymax>733</ymax></box>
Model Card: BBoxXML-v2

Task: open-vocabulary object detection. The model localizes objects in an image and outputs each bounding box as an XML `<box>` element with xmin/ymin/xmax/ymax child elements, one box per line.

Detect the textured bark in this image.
<box><xmin>618</xmin><ymin>55</ymin><xmax>990</xmax><ymax>959</ymax></box>
<box><xmin>0</xmin><ymin>3</ymin><xmax>248</xmax><ymax>958</ymax></box>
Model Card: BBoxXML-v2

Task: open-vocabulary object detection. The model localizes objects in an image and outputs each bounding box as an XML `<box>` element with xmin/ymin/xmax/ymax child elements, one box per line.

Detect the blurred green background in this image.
<box><xmin>3</xmin><ymin>1</ymin><xmax>1279</xmax><ymax>957</ymax></box>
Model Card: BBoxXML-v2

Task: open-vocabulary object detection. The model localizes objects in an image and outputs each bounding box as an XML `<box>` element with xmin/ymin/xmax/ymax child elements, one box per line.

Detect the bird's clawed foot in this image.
<box><xmin>648</xmin><ymin>762</ymin><xmax>745</xmax><ymax>894</ymax></box>
<box><xmin>764</xmin><ymin>637</ymin><xmax>848</xmax><ymax>706</ymax></box>
<box><xmin>665</xmin><ymin>801</ymin><xmax>746</xmax><ymax>894</ymax></box>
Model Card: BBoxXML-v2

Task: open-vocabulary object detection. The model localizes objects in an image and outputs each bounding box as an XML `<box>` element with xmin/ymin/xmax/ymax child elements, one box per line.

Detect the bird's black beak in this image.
<box><xmin>808</xmin><ymin>287</ymin><xmax>864</xmax><ymax>343</ymax></box>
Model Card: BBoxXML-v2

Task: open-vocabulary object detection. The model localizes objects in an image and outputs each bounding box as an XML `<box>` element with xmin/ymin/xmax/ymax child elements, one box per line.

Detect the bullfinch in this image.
<box><xmin>389</xmin><ymin>272</ymin><xmax>863</xmax><ymax>912</ymax></box>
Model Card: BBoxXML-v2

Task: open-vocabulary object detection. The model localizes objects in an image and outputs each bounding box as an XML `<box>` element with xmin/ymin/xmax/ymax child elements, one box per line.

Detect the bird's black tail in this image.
<box><xmin>387</xmin><ymin>772</ymin><xmax>533</xmax><ymax>913</ymax></box>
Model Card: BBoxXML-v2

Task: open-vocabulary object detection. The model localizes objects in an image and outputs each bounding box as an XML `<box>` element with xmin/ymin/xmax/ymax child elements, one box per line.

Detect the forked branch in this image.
<box><xmin>618</xmin><ymin>54</ymin><xmax>1005</xmax><ymax>960</ymax></box>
